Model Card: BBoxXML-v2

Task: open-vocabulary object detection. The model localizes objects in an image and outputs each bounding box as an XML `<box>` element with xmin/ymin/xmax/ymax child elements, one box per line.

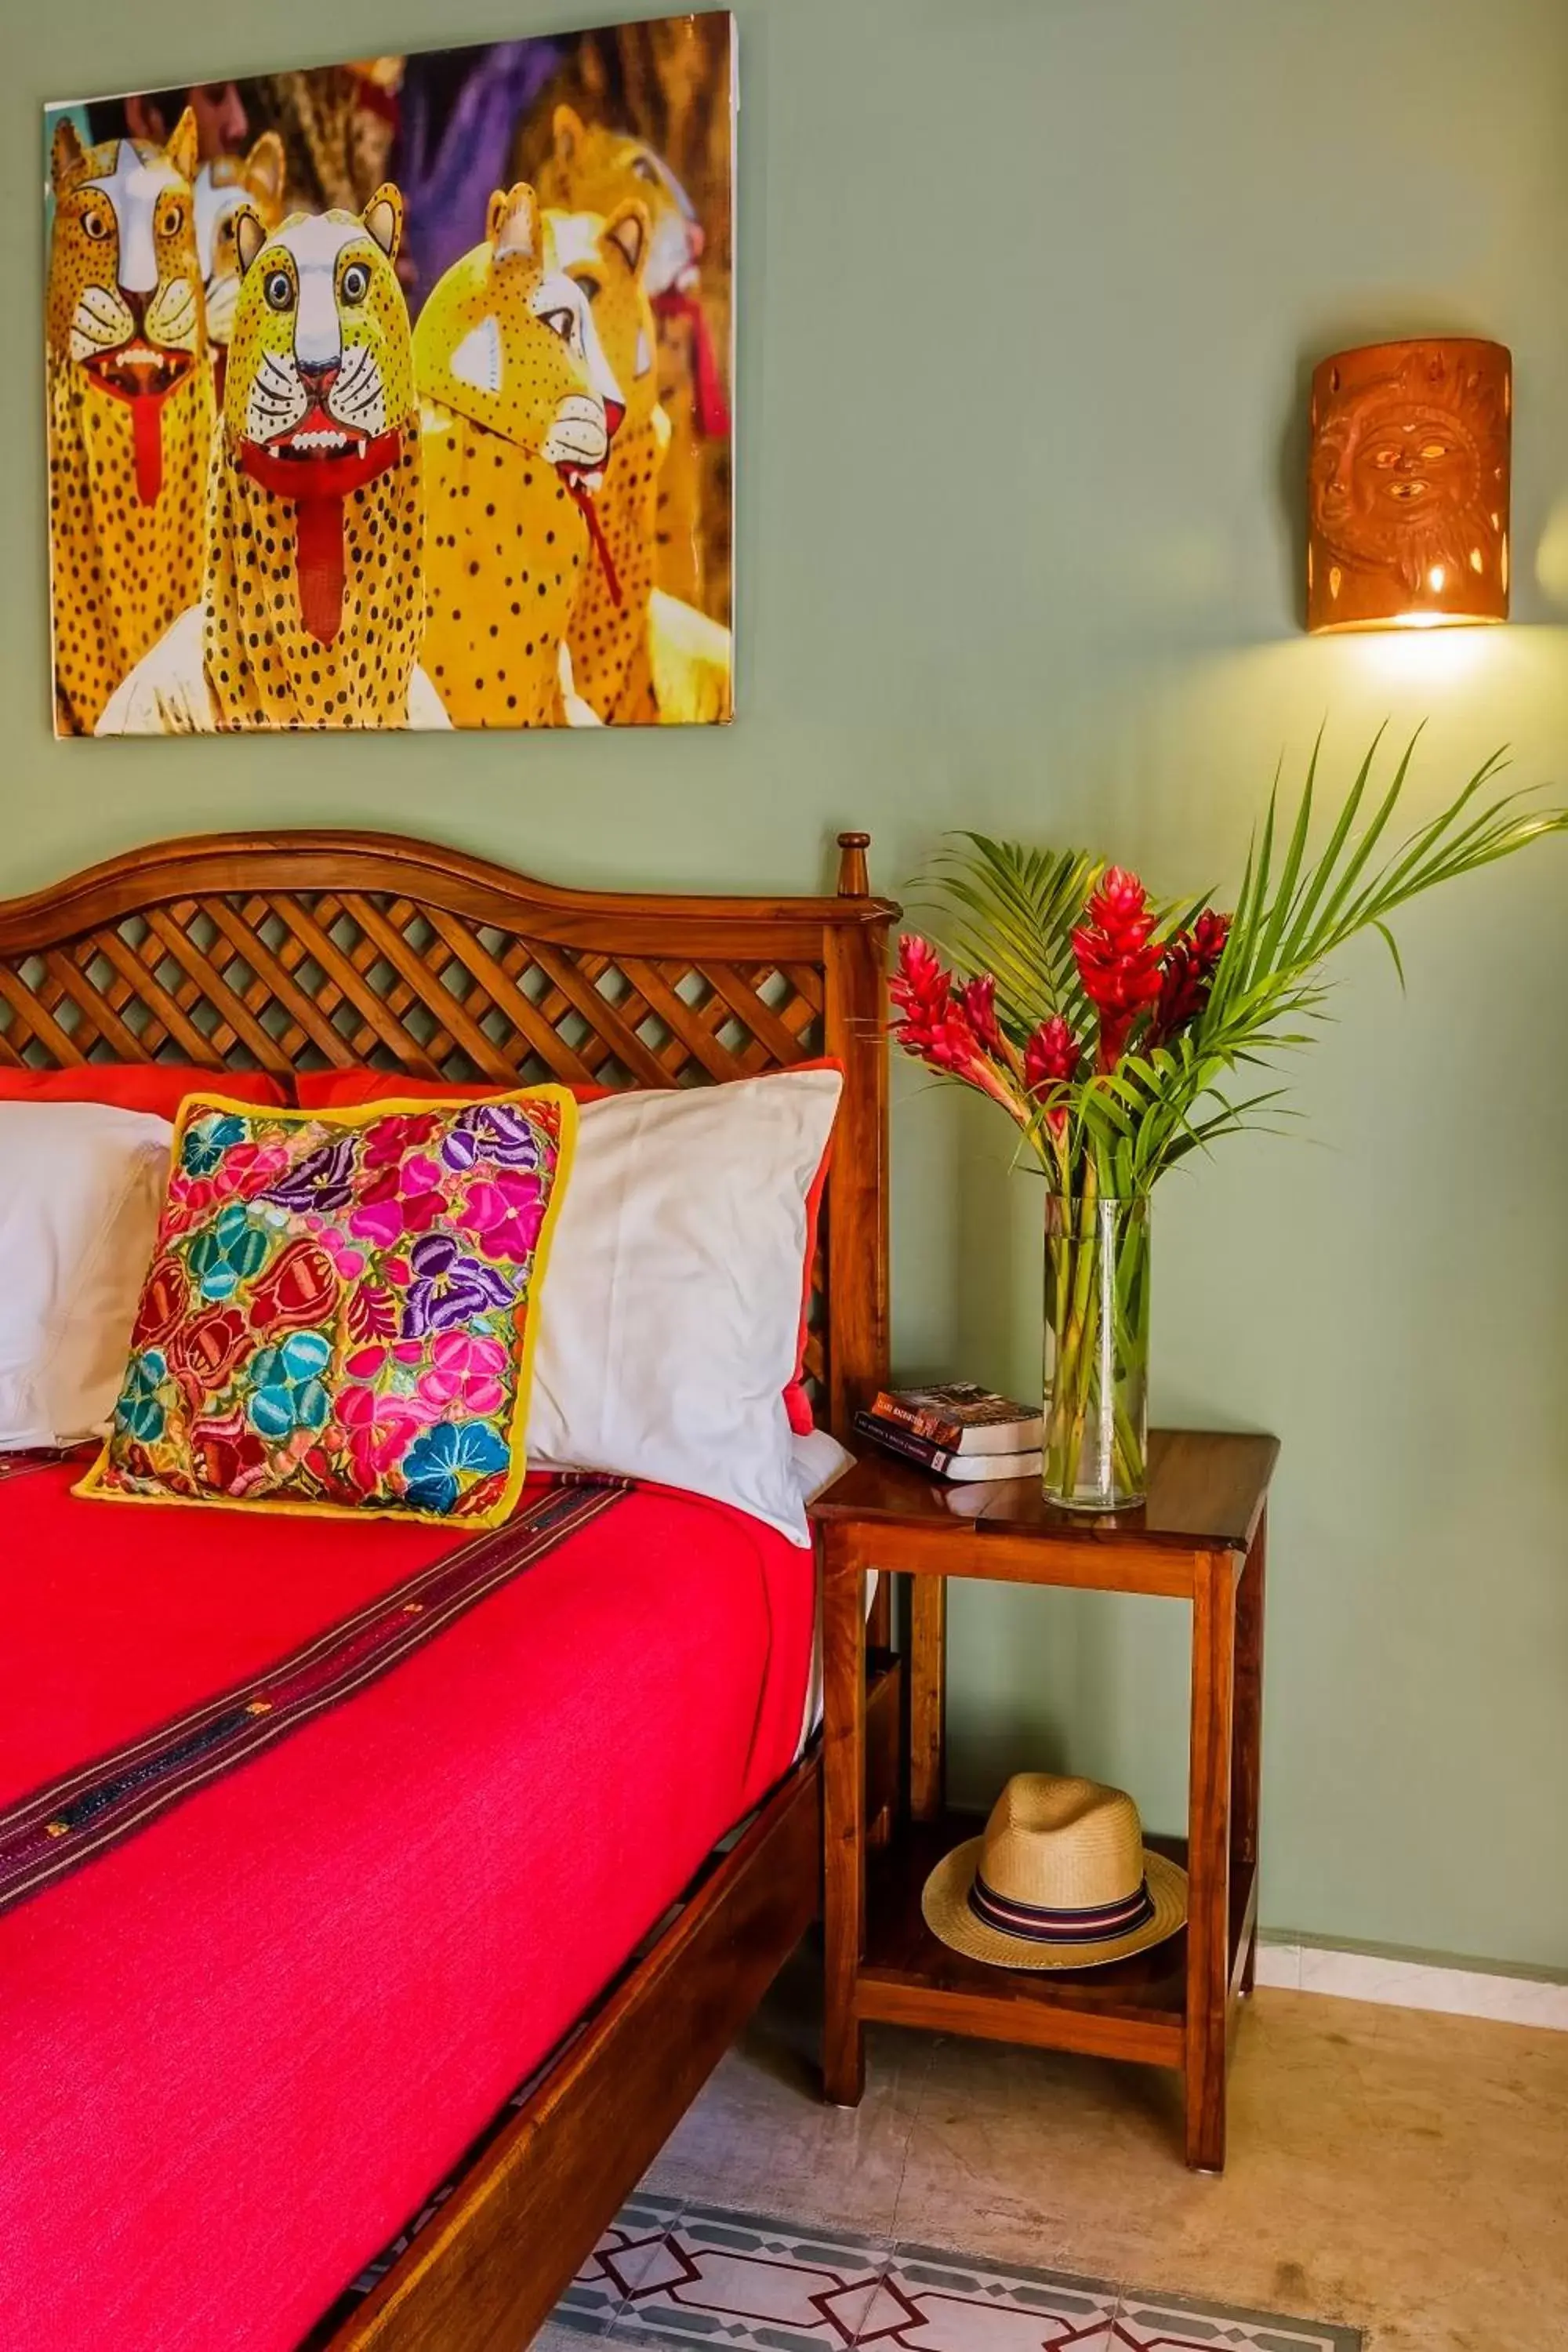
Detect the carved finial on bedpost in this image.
<box><xmin>836</xmin><ymin>832</ymin><xmax>871</xmax><ymax>898</ymax></box>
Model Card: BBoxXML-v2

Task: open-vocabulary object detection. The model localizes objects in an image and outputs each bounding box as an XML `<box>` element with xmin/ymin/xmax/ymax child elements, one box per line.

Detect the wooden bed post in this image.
<box><xmin>823</xmin><ymin>831</ymin><xmax>891</xmax><ymax>1442</ymax></box>
<box><xmin>824</xmin><ymin>833</ymin><xmax>893</xmax><ymax>1656</ymax></box>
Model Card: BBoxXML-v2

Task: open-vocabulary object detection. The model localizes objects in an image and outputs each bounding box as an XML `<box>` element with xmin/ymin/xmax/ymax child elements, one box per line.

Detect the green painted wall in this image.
<box><xmin>5</xmin><ymin>0</ymin><xmax>1566</xmax><ymax>1969</ymax></box>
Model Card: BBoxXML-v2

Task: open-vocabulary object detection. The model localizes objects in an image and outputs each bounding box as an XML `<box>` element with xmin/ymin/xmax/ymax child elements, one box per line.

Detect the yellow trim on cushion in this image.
<box><xmin>74</xmin><ymin>1087</ymin><xmax>579</xmax><ymax>1529</ymax></box>
<box><xmin>492</xmin><ymin>1085</ymin><xmax>576</xmax><ymax>1526</ymax></box>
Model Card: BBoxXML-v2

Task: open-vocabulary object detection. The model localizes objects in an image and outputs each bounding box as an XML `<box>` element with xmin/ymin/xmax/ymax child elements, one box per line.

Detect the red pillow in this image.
<box><xmin>0</xmin><ymin>1064</ymin><xmax>288</xmax><ymax>1116</ymax></box>
<box><xmin>295</xmin><ymin>1062</ymin><xmax>840</xmax><ymax>1431</ymax></box>
<box><xmin>294</xmin><ymin>1069</ymin><xmax>612</xmax><ymax>1109</ymax></box>
<box><xmin>786</xmin><ymin>1130</ymin><xmax>833</xmax><ymax>1436</ymax></box>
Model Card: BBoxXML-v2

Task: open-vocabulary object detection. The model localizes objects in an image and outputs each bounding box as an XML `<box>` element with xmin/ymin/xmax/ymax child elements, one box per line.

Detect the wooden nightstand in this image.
<box><xmin>809</xmin><ymin>1428</ymin><xmax>1277</xmax><ymax>2172</ymax></box>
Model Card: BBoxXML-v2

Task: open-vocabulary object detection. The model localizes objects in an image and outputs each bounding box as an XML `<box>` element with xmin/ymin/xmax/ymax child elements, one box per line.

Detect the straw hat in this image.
<box><xmin>922</xmin><ymin>1773</ymin><xmax>1186</xmax><ymax>1970</ymax></box>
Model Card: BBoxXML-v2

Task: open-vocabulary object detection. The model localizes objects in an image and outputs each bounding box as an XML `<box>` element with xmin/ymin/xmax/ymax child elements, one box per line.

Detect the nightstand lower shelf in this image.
<box><xmin>858</xmin><ymin>1813</ymin><xmax>1259</xmax><ymax>2071</ymax></box>
<box><xmin>812</xmin><ymin>1434</ymin><xmax>1276</xmax><ymax>2171</ymax></box>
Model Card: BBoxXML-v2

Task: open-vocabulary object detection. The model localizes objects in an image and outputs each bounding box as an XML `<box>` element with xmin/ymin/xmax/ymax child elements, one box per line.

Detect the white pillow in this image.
<box><xmin>527</xmin><ymin>1070</ymin><xmax>842</xmax><ymax>1543</ymax></box>
<box><xmin>0</xmin><ymin>1102</ymin><xmax>173</xmax><ymax>1450</ymax></box>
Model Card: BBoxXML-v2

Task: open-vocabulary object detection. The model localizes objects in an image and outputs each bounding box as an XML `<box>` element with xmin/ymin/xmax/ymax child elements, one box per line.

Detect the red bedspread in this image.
<box><xmin>0</xmin><ymin>1463</ymin><xmax>815</xmax><ymax>2352</ymax></box>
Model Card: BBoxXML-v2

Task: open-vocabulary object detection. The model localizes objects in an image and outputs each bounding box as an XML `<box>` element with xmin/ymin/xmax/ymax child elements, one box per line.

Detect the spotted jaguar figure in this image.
<box><xmin>47</xmin><ymin>110</ymin><xmax>214</xmax><ymax>735</ymax></box>
<box><xmin>550</xmin><ymin>201</ymin><xmax>731</xmax><ymax>726</ymax></box>
<box><xmin>538</xmin><ymin>106</ymin><xmax>728</xmax><ymax>614</ymax></box>
<box><xmin>99</xmin><ymin>185</ymin><xmax>446</xmax><ymax>731</ymax></box>
<box><xmin>193</xmin><ymin>132</ymin><xmax>285</xmax><ymax>400</ymax></box>
<box><xmin>548</xmin><ymin>200</ymin><xmax>662</xmax><ymax>722</ymax></box>
<box><xmin>414</xmin><ymin>180</ymin><xmax>622</xmax><ymax>727</ymax></box>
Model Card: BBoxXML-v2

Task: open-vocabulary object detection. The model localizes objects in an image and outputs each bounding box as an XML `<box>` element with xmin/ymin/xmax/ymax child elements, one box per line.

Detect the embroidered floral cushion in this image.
<box><xmin>78</xmin><ymin>1090</ymin><xmax>575</xmax><ymax>1526</ymax></box>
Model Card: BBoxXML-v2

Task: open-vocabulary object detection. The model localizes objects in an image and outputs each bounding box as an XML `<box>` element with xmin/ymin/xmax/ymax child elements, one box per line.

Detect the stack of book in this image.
<box><xmin>854</xmin><ymin>1382</ymin><xmax>1044</xmax><ymax>1481</ymax></box>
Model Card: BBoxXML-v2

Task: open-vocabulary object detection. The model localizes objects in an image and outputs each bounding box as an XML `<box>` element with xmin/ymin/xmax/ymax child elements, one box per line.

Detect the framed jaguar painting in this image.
<box><xmin>43</xmin><ymin>12</ymin><xmax>734</xmax><ymax>735</ymax></box>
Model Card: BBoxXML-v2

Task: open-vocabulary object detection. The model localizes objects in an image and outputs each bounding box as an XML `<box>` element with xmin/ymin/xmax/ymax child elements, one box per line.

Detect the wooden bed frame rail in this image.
<box><xmin>0</xmin><ymin>827</ymin><xmax>900</xmax><ymax>2350</ymax></box>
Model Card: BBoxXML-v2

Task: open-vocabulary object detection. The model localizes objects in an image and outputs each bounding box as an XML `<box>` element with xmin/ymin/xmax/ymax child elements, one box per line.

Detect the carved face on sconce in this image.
<box><xmin>1307</xmin><ymin>339</ymin><xmax>1511</xmax><ymax>630</ymax></box>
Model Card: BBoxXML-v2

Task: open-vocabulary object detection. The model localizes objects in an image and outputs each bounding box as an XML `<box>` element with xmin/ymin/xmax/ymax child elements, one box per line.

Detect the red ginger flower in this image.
<box><xmin>1024</xmin><ymin>1014</ymin><xmax>1081</xmax><ymax>1095</ymax></box>
<box><xmin>890</xmin><ymin>937</ymin><xmax>1024</xmax><ymax>1119</ymax></box>
<box><xmin>889</xmin><ymin>935</ymin><xmax>970</xmax><ymax>1072</ymax></box>
<box><xmin>1149</xmin><ymin>909</ymin><xmax>1231</xmax><ymax>1048</ymax></box>
<box><xmin>1024</xmin><ymin>1014</ymin><xmax>1081</xmax><ymax>1135</ymax></box>
<box><xmin>1072</xmin><ymin>866</ymin><xmax>1163</xmax><ymax>1070</ymax></box>
<box><xmin>960</xmin><ymin>972</ymin><xmax>1005</xmax><ymax>1059</ymax></box>
<box><xmin>1194</xmin><ymin>906</ymin><xmax>1231</xmax><ymax>968</ymax></box>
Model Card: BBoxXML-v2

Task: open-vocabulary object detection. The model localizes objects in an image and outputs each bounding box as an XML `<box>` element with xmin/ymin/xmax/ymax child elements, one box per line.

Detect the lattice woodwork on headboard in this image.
<box><xmin>0</xmin><ymin>881</ymin><xmax>827</xmax><ymax>1089</ymax></box>
<box><xmin>0</xmin><ymin>829</ymin><xmax>896</xmax><ymax>1435</ymax></box>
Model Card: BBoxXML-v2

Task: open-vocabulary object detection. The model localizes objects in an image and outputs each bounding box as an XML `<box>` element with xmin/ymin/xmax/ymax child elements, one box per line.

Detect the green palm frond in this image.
<box><xmin>915</xmin><ymin>836</ymin><xmax>1102</xmax><ymax>1036</ymax></box>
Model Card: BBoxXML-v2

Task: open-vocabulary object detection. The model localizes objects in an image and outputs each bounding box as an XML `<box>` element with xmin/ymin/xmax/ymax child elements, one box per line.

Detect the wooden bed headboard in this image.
<box><xmin>0</xmin><ymin>828</ymin><xmax>896</xmax><ymax>1438</ymax></box>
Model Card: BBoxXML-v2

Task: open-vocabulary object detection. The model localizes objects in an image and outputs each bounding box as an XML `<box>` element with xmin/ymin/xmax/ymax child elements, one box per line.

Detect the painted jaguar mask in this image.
<box><xmin>227</xmin><ymin>184</ymin><xmax>413</xmax><ymax>647</ymax></box>
<box><xmin>45</xmin><ymin>108</ymin><xmax>213</xmax><ymax>731</ymax></box>
<box><xmin>413</xmin><ymin>180</ymin><xmax>626</xmax><ymax>726</ymax></box>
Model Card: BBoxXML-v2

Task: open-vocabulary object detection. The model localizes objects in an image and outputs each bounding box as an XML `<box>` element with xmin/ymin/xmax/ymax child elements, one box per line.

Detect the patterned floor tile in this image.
<box><xmin>1108</xmin><ymin>2291</ymin><xmax>1360</xmax><ymax>2350</ymax></box>
<box><xmin>863</xmin><ymin>2246</ymin><xmax>1115</xmax><ymax>2351</ymax></box>
<box><xmin>563</xmin><ymin>2206</ymin><xmax>1359</xmax><ymax>2352</ymax></box>
<box><xmin>604</xmin><ymin>2206</ymin><xmax>892</xmax><ymax>2352</ymax></box>
<box><xmin>563</xmin><ymin>2194</ymin><xmax>688</xmax><ymax>2330</ymax></box>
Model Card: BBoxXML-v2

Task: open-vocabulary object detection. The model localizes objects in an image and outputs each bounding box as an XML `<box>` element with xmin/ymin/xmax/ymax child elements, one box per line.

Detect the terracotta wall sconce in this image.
<box><xmin>1307</xmin><ymin>337</ymin><xmax>1512</xmax><ymax>631</ymax></box>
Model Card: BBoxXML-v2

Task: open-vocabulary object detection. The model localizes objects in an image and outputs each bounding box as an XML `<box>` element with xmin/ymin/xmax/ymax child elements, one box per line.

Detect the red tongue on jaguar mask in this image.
<box><xmin>131</xmin><ymin>398</ymin><xmax>165</xmax><ymax>507</ymax></box>
<box><xmin>651</xmin><ymin>289</ymin><xmax>731</xmax><ymax>438</ymax></box>
<box><xmin>238</xmin><ymin>429</ymin><xmax>402</xmax><ymax>644</ymax></box>
<box><xmin>565</xmin><ymin>477</ymin><xmax>622</xmax><ymax>608</ymax></box>
<box><xmin>91</xmin><ymin>376</ymin><xmax>176</xmax><ymax>506</ymax></box>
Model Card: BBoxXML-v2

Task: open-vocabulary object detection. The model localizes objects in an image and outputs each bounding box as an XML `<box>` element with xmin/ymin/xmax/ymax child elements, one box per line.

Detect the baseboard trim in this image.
<box><xmin>1255</xmin><ymin>1937</ymin><xmax>1568</xmax><ymax>2030</ymax></box>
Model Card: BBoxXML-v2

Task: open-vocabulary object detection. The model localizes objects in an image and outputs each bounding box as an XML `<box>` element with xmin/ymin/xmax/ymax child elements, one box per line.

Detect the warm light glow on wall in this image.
<box><xmin>1306</xmin><ymin>338</ymin><xmax>1511</xmax><ymax>633</ymax></box>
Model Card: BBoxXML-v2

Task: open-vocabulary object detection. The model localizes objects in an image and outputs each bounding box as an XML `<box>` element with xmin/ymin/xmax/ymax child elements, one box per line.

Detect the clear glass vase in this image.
<box><xmin>1042</xmin><ymin>1191</ymin><xmax>1151</xmax><ymax>1511</ymax></box>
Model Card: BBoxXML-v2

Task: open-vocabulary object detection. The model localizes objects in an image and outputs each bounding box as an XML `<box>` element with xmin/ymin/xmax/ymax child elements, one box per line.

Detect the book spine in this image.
<box><xmin>868</xmin><ymin>1393</ymin><xmax>967</xmax><ymax>1450</ymax></box>
<box><xmin>855</xmin><ymin>1411</ymin><xmax>959</xmax><ymax>1476</ymax></box>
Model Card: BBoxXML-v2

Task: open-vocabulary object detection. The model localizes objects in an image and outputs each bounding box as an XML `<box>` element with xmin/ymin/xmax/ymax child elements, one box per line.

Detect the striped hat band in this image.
<box><xmin>968</xmin><ymin>1871</ymin><xmax>1155</xmax><ymax>1945</ymax></box>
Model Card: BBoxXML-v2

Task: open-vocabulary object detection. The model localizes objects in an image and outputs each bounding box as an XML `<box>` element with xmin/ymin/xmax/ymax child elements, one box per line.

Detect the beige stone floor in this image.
<box><xmin>633</xmin><ymin>1945</ymin><xmax>1568</xmax><ymax>2352</ymax></box>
